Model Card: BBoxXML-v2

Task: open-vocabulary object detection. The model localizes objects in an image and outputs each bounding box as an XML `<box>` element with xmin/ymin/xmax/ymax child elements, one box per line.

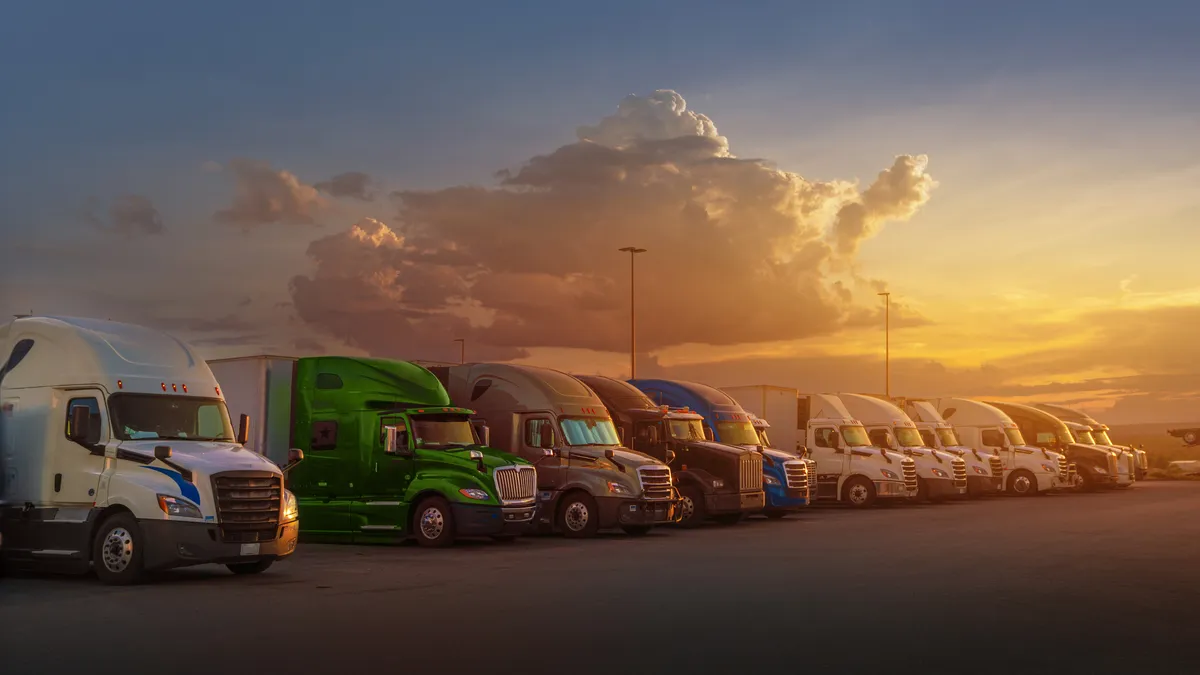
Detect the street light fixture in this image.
<box><xmin>877</xmin><ymin>292</ymin><xmax>891</xmax><ymax>397</ymax></box>
<box><xmin>618</xmin><ymin>247</ymin><xmax>647</xmax><ymax>379</ymax></box>
<box><xmin>453</xmin><ymin>338</ymin><xmax>465</xmax><ymax>365</ymax></box>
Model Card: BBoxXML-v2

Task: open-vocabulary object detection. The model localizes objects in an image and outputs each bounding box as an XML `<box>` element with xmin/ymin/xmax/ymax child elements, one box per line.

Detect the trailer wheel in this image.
<box><xmin>621</xmin><ymin>525</ymin><xmax>652</xmax><ymax>536</ymax></box>
<box><xmin>227</xmin><ymin>559</ymin><xmax>274</xmax><ymax>575</ymax></box>
<box><xmin>842</xmin><ymin>476</ymin><xmax>876</xmax><ymax>508</ymax></box>
<box><xmin>676</xmin><ymin>485</ymin><xmax>706</xmax><ymax>528</ymax></box>
<box><xmin>557</xmin><ymin>492</ymin><xmax>600</xmax><ymax>538</ymax></box>
<box><xmin>1007</xmin><ymin>469</ymin><xmax>1038</xmax><ymax>497</ymax></box>
<box><xmin>92</xmin><ymin>512</ymin><xmax>146</xmax><ymax>586</ymax></box>
<box><xmin>413</xmin><ymin>496</ymin><xmax>456</xmax><ymax>548</ymax></box>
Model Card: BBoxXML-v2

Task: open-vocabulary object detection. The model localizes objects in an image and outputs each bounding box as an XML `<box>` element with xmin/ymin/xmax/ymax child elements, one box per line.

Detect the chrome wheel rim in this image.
<box><xmin>419</xmin><ymin>507</ymin><xmax>445</xmax><ymax>540</ymax></box>
<box><xmin>101</xmin><ymin>527</ymin><xmax>134</xmax><ymax>573</ymax></box>
<box><xmin>679</xmin><ymin>496</ymin><xmax>695</xmax><ymax>521</ymax></box>
<box><xmin>1013</xmin><ymin>475</ymin><xmax>1031</xmax><ymax>493</ymax></box>
<box><xmin>848</xmin><ymin>484</ymin><xmax>869</xmax><ymax>505</ymax></box>
<box><xmin>564</xmin><ymin>501</ymin><xmax>589</xmax><ymax>531</ymax></box>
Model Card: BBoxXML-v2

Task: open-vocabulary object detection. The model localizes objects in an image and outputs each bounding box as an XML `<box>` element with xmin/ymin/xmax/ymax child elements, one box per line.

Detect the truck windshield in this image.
<box><xmin>668</xmin><ymin>418</ymin><xmax>706</xmax><ymax>441</ymax></box>
<box><xmin>411</xmin><ymin>414</ymin><xmax>477</xmax><ymax>449</ymax></box>
<box><xmin>756</xmin><ymin>429</ymin><xmax>773</xmax><ymax>448</ymax></box>
<box><xmin>1092</xmin><ymin>429</ymin><xmax>1114</xmax><ymax>445</ymax></box>
<box><xmin>561</xmin><ymin>417</ymin><xmax>621</xmax><ymax>446</ymax></box>
<box><xmin>1056</xmin><ymin>428</ymin><xmax>1074</xmax><ymax>445</ymax></box>
<box><xmin>841</xmin><ymin>425</ymin><xmax>871</xmax><ymax>447</ymax></box>
<box><xmin>1005</xmin><ymin>428</ymin><xmax>1025</xmax><ymax>445</ymax></box>
<box><xmin>109</xmin><ymin>394</ymin><xmax>234</xmax><ymax>441</ymax></box>
<box><xmin>937</xmin><ymin>428</ymin><xmax>960</xmax><ymax>447</ymax></box>
<box><xmin>1073</xmin><ymin>429</ymin><xmax>1096</xmax><ymax>444</ymax></box>
<box><xmin>716</xmin><ymin>421</ymin><xmax>760</xmax><ymax>446</ymax></box>
<box><xmin>894</xmin><ymin>426</ymin><xmax>925</xmax><ymax>447</ymax></box>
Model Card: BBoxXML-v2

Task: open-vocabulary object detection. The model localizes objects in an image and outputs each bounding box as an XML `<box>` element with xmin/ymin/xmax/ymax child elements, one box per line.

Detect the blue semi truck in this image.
<box><xmin>629</xmin><ymin>379</ymin><xmax>814</xmax><ymax>518</ymax></box>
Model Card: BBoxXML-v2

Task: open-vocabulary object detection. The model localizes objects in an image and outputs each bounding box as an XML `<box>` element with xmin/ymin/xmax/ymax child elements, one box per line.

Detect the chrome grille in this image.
<box><xmin>1126</xmin><ymin>454</ymin><xmax>1136</xmax><ymax>478</ymax></box>
<box><xmin>1057</xmin><ymin>456</ymin><xmax>1069</xmax><ymax>481</ymax></box>
<box><xmin>989</xmin><ymin>455</ymin><xmax>1003</xmax><ymax>477</ymax></box>
<box><xmin>951</xmin><ymin>458</ymin><xmax>967</xmax><ymax>488</ymax></box>
<box><xmin>1067</xmin><ymin>462</ymin><xmax>1077</xmax><ymax>484</ymax></box>
<box><xmin>212</xmin><ymin>471</ymin><xmax>281</xmax><ymax>543</ymax></box>
<box><xmin>1136</xmin><ymin>450</ymin><xmax>1148</xmax><ymax>470</ymax></box>
<box><xmin>1107</xmin><ymin>454</ymin><xmax>1118</xmax><ymax>477</ymax></box>
<box><xmin>901</xmin><ymin>457</ymin><xmax>918</xmax><ymax>492</ymax></box>
<box><xmin>783</xmin><ymin>460</ymin><xmax>808</xmax><ymax>490</ymax></box>
<box><xmin>637</xmin><ymin>465</ymin><xmax>673</xmax><ymax>501</ymax></box>
<box><xmin>740</xmin><ymin>453</ymin><xmax>764</xmax><ymax>491</ymax></box>
<box><xmin>494</xmin><ymin>465</ymin><xmax>537</xmax><ymax>504</ymax></box>
<box><xmin>804</xmin><ymin>459</ymin><xmax>818</xmax><ymax>495</ymax></box>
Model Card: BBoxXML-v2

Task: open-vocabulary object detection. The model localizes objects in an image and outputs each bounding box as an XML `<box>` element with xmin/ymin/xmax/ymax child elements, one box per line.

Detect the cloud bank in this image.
<box><xmin>214</xmin><ymin>158</ymin><xmax>327</xmax><ymax>227</ymax></box>
<box><xmin>86</xmin><ymin>194</ymin><xmax>164</xmax><ymax>236</ymax></box>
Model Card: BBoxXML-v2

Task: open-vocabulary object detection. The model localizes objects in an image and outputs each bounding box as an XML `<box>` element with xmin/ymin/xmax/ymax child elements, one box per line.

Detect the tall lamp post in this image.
<box><xmin>878</xmin><ymin>292</ymin><xmax>890</xmax><ymax>397</ymax></box>
<box><xmin>453</xmin><ymin>338</ymin><xmax>465</xmax><ymax>365</ymax></box>
<box><xmin>618</xmin><ymin>247</ymin><xmax>647</xmax><ymax>379</ymax></box>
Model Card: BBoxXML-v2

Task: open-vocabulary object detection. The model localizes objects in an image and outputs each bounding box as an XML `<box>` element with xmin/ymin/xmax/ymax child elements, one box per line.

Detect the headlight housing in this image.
<box><xmin>157</xmin><ymin>494</ymin><xmax>203</xmax><ymax>520</ymax></box>
<box><xmin>973</xmin><ymin>466</ymin><xmax>988</xmax><ymax>475</ymax></box>
<box><xmin>931</xmin><ymin>468</ymin><xmax>949</xmax><ymax>478</ymax></box>
<box><xmin>606</xmin><ymin>481</ymin><xmax>633</xmax><ymax>495</ymax></box>
<box><xmin>1040</xmin><ymin>463</ymin><xmax>1056</xmax><ymax>473</ymax></box>
<box><xmin>282</xmin><ymin>489</ymin><xmax>299</xmax><ymax>522</ymax></box>
<box><xmin>459</xmin><ymin>488</ymin><xmax>490</xmax><ymax>500</ymax></box>
<box><xmin>763</xmin><ymin>474</ymin><xmax>781</xmax><ymax>486</ymax></box>
<box><xmin>712</xmin><ymin>479</ymin><xmax>725</xmax><ymax>489</ymax></box>
<box><xmin>879</xmin><ymin>469</ymin><xmax>898</xmax><ymax>480</ymax></box>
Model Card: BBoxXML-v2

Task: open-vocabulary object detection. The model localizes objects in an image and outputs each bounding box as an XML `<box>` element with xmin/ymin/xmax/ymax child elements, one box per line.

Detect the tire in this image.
<box><xmin>915</xmin><ymin>477</ymin><xmax>930</xmax><ymax>503</ymax></box>
<box><xmin>1075</xmin><ymin>468</ymin><xmax>1097</xmax><ymax>493</ymax></box>
<box><xmin>412</xmin><ymin>496</ymin><xmax>456</xmax><ymax>548</ymax></box>
<box><xmin>556</xmin><ymin>492</ymin><xmax>600</xmax><ymax>538</ymax></box>
<box><xmin>763</xmin><ymin>510</ymin><xmax>789</xmax><ymax>519</ymax></box>
<box><xmin>227</xmin><ymin>559</ymin><xmax>274</xmax><ymax>575</ymax></box>
<box><xmin>92</xmin><ymin>512</ymin><xmax>146</xmax><ymax>586</ymax></box>
<box><xmin>621</xmin><ymin>525</ymin><xmax>652</xmax><ymax>536</ymax></box>
<box><xmin>1185</xmin><ymin>431</ymin><xmax>1198</xmax><ymax>445</ymax></box>
<box><xmin>676</xmin><ymin>485</ymin><xmax>706</xmax><ymax>528</ymax></box>
<box><xmin>842</xmin><ymin>476</ymin><xmax>876</xmax><ymax>508</ymax></box>
<box><xmin>1007</xmin><ymin>469</ymin><xmax>1038</xmax><ymax>497</ymax></box>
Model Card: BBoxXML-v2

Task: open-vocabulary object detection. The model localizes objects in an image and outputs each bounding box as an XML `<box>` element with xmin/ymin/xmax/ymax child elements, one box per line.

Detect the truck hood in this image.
<box><xmin>116</xmin><ymin>440</ymin><xmax>283</xmax><ymax>475</ymax></box>
<box><xmin>417</xmin><ymin>445</ymin><xmax>529</xmax><ymax>472</ymax></box>
<box><xmin>567</xmin><ymin>446</ymin><xmax>665</xmax><ymax>469</ymax></box>
<box><xmin>675</xmin><ymin>439</ymin><xmax>752</xmax><ymax>457</ymax></box>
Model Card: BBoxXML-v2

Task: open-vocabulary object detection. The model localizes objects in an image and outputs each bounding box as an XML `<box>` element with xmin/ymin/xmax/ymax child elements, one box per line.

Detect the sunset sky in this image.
<box><xmin>3</xmin><ymin>1</ymin><xmax>1199</xmax><ymax>423</ymax></box>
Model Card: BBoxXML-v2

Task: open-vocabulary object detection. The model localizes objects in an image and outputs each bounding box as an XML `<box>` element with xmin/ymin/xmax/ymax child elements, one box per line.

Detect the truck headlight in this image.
<box><xmin>763</xmin><ymin>474</ymin><xmax>781</xmax><ymax>486</ymax></box>
<box><xmin>879</xmin><ymin>469</ymin><xmax>898</xmax><ymax>480</ymax></box>
<box><xmin>1090</xmin><ymin>464</ymin><xmax>1109</xmax><ymax>474</ymax></box>
<box><xmin>459</xmin><ymin>488</ymin><xmax>490</xmax><ymax>500</ymax></box>
<box><xmin>973</xmin><ymin>466</ymin><xmax>988</xmax><ymax>475</ymax></box>
<box><xmin>712</xmin><ymin>479</ymin><xmax>725</xmax><ymax>488</ymax></box>
<box><xmin>1040</xmin><ymin>463</ymin><xmax>1056</xmax><ymax>473</ymax></box>
<box><xmin>606</xmin><ymin>481</ymin><xmax>633</xmax><ymax>495</ymax></box>
<box><xmin>931</xmin><ymin>468</ymin><xmax>949</xmax><ymax>478</ymax></box>
<box><xmin>282</xmin><ymin>489</ymin><xmax>299</xmax><ymax>522</ymax></box>
<box><xmin>157</xmin><ymin>494</ymin><xmax>202</xmax><ymax>520</ymax></box>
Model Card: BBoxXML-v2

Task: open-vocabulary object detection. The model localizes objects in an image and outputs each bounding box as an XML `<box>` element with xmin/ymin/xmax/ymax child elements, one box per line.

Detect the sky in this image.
<box><xmin>3</xmin><ymin>1</ymin><xmax>1200</xmax><ymax>424</ymax></box>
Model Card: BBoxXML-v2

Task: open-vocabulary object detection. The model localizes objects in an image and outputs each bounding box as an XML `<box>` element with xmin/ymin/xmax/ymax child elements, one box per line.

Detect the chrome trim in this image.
<box><xmin>783</xmin><ymin>460</ymin><xmax>808</xmax><ymax>490</ymax></box>
<box><xmin>637</xmin><ymin>465</ymin><xmax>674</xmax><ymax>501</ymax></box>
<box><xmin>494</xmin><ymin>465</ymin><xmax>538</xmax><ymax>505</ymax></box>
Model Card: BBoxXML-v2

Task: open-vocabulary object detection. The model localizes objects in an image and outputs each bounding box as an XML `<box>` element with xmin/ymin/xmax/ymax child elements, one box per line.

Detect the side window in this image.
<box><xmin>632</xmin><ymin>422</ymin><xmax>658</xmax><ymax>453</ymax></box>
<box><xmin>919</xmin><ymin>430</ymin><xmax>936</xmax><ymax>447</ymax></box>
<box><xmin>65</xmin><ymin>397</ymin><xmax>103</xmax><ymax>446</ymax></box>
<box><xmin>1036</xmin><ymin>432</ymin><xmax>1056</xmax><ymax>444</ymax></box>
<box><xmin>868</xmin><ymin>429</ymin><xmax>891</xmax><ymax>448</ymax></box>
<box><xmin>813</xmin><ymin>427</ymin><xmax>836</xmax><ymax>448</ymax></box>
<box><xmin>312</xmin><ymin>420</ymin><xmax>339</xmax><ymax>450</ymax></box>
<box><xmin>315</xmin><ymin>373</ymin><xmax>344</xmax><ymax>390</ymax></box>
<box><xmin>981</xmin><ymin>429</ymin><xmax>1005</xmax><ymax>447</ymax></box>
<box><xmin>525</xmin><ymin>419</ymin><xmax>551</xmax><ymax>447</ymax></box>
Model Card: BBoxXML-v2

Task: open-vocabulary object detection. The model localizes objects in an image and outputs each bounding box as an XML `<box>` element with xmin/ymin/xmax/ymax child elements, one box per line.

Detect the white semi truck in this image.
<box><xmin>934</xmin><ymin>398</ymin><xmax>1074</xmax><ymax>496</ymax></box>
<box><xmin>0</xmin><ymin>316</ymin><xmax>301</xmax><ymax>584</ymax></box>
<box><xmin>721</xmin><ymin>386</ymin><xmax>916</xmax><ymax>507</ymax></box>
<box><xmin>899</xmin><ymin>398</ymin><xmax>1004</xmax><ymax>498</ymax></box>
<box><xmin>836</xmin><ymin>393</ymin><xmax>968</xmax><ymax>502</ymax></box>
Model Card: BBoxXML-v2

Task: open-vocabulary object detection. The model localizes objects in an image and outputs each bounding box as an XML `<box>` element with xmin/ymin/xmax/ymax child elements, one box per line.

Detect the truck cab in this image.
<box><xmin>901</xmin><ymin>398</ymin><xmax>1003</xmax><ymax>498</ymax></box>
<box><xmin>433</xmin><ymin>365</ymin><xmax>676</xmax><ymax>537</ymax></box>
<box><xmin>210</xmin><ymin>356</ymin><xmax>539</xmax><ymax>548</ymax></box>
<box><xmin>1</xmin><ymin>316</ymin><xmax>299</xmax><ymax>584</ymax></box>
<box><xmin>1062</xmin><ymin>421</ymin><xmax>1134</xmax><ymax>489</ymax></box>
<box><xmin>1033</xmin><ymin>403</ymin><xmax>1145</xmax><ymax>481</ymax></box>
<box><xmin>628</xmin><ymin>379</ymin><xmax>794</xmax><ymax>521</ymax></box>
<box><xmin>837</xmin><ymin>393</ymin><xmax>968</xmax><ymax>502</ymax></box>
<box><xmin>935</xmin><ymin>398</ymin><xmax>1073</xmax><ymax>495</ymax></box>
<box><xmin>986</xmin><ymin>401</ymin><xmax>1118</xmax><ymax>492</ymax></box>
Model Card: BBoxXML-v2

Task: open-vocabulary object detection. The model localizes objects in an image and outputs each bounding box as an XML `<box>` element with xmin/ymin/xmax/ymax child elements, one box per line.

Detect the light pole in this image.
<box><xmin>453</xmin><ymin>338</ymin><xmax>465</xmax><ymax>365</ymax></box>
<box><xmin>877</xmin><ymin>292</ymin><xmax>890</xmax><ymax>397</ymax></box>
<box><xmin>618</xmin><ymin>247</ymin><xmax>647</xmax><ymax>379</ymax></box>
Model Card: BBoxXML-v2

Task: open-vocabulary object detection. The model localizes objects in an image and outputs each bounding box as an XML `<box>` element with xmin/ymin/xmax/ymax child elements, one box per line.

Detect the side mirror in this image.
<box><xmin>703</xmin><ymin>426</ymin><xmax>714</xmax><ymax>442</ymax></box>
<box><xmin>618</xmin><ymin>426</ymin><xmax>626</xmax><ymax>444</ymax></box>
<box><xmin>69</xmin><ymin>405</ymin><xmax>92</xmax><ymax>444</ymax></box>
<box><xmin>469</xmin><ymin>448</ymin><xmax>486</xmax><ymax>472</ymax></box>
<box><xmin>154</xmin><ymin>445</ymin><xmax>173</xmax><ymax>460</ymax></box>
<box><xmin>478</xmin><ymin>424</ymin><xmax>490</xmax><ymax>447</ymax></box>
<box><xmin>538</xmin><ymin>423</ymin><xmax>555</xmax><ymax>449</ymax></box>
<box><xmin>832</xmin><ymin>435</ymin><xmax>842</xmax><ymax>450</ymax></box>
<box><xmin>237</xmin><ymin>414</ymin><xmax>251</xmax><ymax>446</ymax></box>
<box><xmin>665</xmin><ymin>448</ymin><xmax>676</xmax><ymax>464</ymax></box>
<box><xmin>287</xmin><ymin>448</ymin><xmax>304</xmax><ymax>466</ymax></box>
<box><xmin>647</xmin><ymin>426</ymin><xmax>659</xmax><ymax>444</ymax></box>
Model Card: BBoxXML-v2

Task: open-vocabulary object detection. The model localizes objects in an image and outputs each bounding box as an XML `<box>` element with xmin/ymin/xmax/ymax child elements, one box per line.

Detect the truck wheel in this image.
<box><xmin>1185</xmin><ymin>431</ymin><xmax>1198</xmax><ymax>445</ymax></box>
<box><xmin>413</xmin><ymin>496</ymin><xmax>456</xmax><ymax>548</ymax></box>
<box><xmin>621</xmin><ymin>525</ymin><xmax>652</xmax><ymax>536</ymax></box>
<box><xmin>1007</xmin><ymin>469</ymin><xmax>1038</xmax><ymax>497</ymax></box>
<box><xmin>557</xmin><ymin>492</ymin><xmax>600</xmax><ymax>538</ymax></box>
<box><xmin>915</xmin><ymin>477</ymin><xmax>930</xmax><ymax>503</ymax></box>
<box><xmin>676</xmin><ymin>485</ymin><xmax>706</xmax><ymax>528</ymax></box>
<box><xmin>227</xmin><ymin>559</ymin><xmax>274</xmax><ymax>575</ymax></box>
<box><xmin>843</xmin><ymin>476</ymin><xmax>876</xmax><ymax>508</ymax></box>
<box><xmin>92</xmin><ymin>513</ymin><xmax>146</xmax><ymax>586</ymax></box>
<box><xmin>1075</xmin><ymin>469</ymin><xmax>1096</xmax><ymax>493</ymax></box>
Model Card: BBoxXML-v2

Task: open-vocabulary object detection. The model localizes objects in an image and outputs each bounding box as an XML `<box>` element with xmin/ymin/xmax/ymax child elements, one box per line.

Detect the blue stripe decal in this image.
<box><xmin>143</xmin><ymin>466</ymin><xmax>202</xmax><ymax>506</ymax></box>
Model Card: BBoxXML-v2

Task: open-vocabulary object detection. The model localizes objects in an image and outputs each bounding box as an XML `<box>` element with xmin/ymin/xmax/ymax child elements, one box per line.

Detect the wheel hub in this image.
<box><xmin>848</xmin><ymin>485</ymin><xmax>868</xmax><ymax>504</ymax></box>
<box><xmin>679</xmin><ymin>496</ymin><xmax>695</xmax><ymax>521</ymax></box>
<box><xmin>1014</xmin><ymin>476</ymin><xmax>1031</xmax><ymax>493</ymax></box>
<box><xmin>101</xmin><ymin>527</ymin><xmax>133</xmax><ymax>573</ymax></box>
<box><xmin>564</xmin><ymin>501</ymin><xmax>589</xmax><ymax>531</ymax></box>
<box><xmin>420</xmin><ymin>507</ymin><xmax>445</xmax><ymax>540</ymax></box>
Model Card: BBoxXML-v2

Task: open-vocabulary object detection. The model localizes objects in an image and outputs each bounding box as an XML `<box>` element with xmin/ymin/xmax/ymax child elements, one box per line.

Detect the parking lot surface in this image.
<box><xmin>3</xmin><ymin>483</ymin><xmax>1199</xmax><ymax>674</ymax></box>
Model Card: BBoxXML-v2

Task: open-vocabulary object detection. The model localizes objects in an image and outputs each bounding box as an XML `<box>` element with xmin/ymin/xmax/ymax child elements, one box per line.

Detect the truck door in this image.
<box><xmin>808</xmin><ymin>425</ymin><xmax>844</xmax><ymax>499</ymax></box>
<box><xmin>980</xmin><ymin>429</ymin><xmax>1008</xmax><ymax>470</ymax></box>
<box><xmin>520</xmin><ymin>414</ymin><xmax>566</xmax><ymax>494</ymax></box>
<box><xmin>290</xmin><ymin>413</ymin><xmax>354</xmax><ymax>536</ymax></box>
<box><xmin>351</xmin><ymin>413</ymin><xmax>413</xmax><ymax>538</ymax></box>
<box><xmin>59</xmin><ymin>390</ymin><xmax>110</xmax><ymax>508</ymax></box>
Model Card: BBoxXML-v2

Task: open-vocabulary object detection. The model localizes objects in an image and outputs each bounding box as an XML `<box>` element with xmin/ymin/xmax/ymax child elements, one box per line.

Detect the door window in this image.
<box><xmin>919</xmin><ymin>430</ymin><xmax>936</xmax><ymax>447</ymax></box>
<box><xmin>868</xmin><ymin>429</ymin><xmax>891</xmax><ymax>448</ymax></box>
<box><xmin>981</xmin><ymin>429</ymin><xmax>1005</xmax><ymax>447</ymax></box>
<box><xmin>65</xmin><ymin>397</ymin><xmax>104</xmax><ymax>446</ymax></box>
<box><xmin>813</xmin><ymin>427</ymin><xmax>837</xmax><ymax>448</ymax></box>
<box><xmin>524</xmin><ymin>418</ymin><xmax>552</xmax><ymax>448</ymax></box>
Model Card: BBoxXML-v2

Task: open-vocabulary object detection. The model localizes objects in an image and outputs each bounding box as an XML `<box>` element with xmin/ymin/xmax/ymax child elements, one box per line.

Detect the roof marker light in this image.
<box><xmin>172</xmin><ymin>383</ymin><xmax>177</xmax><ymax>392</ymax></box>
<box><xmin>117</xmin><ymin>380</ymin><xmax>123</xmax><ymax>389</ymax></box>
<box><xmin>215</xmin><ymin>386</ymin><xmax>220</xmax><ymax>396</ymax></box>
<box><xmin>161</xmin><ymin>382</ymin><xmax>167</xmax><ymax>391</ymax></box>
<box><xmin>181</xmin><ymin>384</ymin><xmax>187</xmax><ymax>393</ymax></box>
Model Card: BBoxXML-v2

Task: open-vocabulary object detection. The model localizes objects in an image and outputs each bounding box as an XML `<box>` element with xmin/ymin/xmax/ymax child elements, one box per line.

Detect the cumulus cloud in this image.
<box><xmin>831</xmin><ymin>154</ymin><xmax>937</xmax><ymax>256</ymax></box>
<box><xmin>85</xmin><ymin>194</ymin><xmax>164</xmax><ymax>236</ymax></box>
<box><xmin>290</xmin><ymin>90</ymin><xmax>936</xmax><ymax>360</ymax></box>
<box><xmin>315</xmin><ymin>171</ymin><xmax>375</xmax><ymax>201</ymax></box>
<box><xmin>214</xmin><ymin>158</ymin><xmax>327</xmax><ymax>227</ymax></box>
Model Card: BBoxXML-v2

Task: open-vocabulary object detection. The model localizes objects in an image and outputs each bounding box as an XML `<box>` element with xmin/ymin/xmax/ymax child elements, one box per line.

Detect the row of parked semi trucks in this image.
<box><xmin>0</xmin><ymin>316</ymin><xmax>1148</xmax><ymax>584</ymax></box>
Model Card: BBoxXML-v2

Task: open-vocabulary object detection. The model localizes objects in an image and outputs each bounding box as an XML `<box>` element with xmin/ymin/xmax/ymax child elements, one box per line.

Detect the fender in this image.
<box><xmin>671</xmin><ymin>468</ymin><xmax>719</xmax><ymax>494</ymax></box>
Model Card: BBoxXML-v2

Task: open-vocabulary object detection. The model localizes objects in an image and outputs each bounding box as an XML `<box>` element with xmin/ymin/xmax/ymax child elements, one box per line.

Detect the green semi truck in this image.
<box><xmin>207</xmin><ymin>356</ymin><xmax>538</xmax><ymax>547</ymax></box>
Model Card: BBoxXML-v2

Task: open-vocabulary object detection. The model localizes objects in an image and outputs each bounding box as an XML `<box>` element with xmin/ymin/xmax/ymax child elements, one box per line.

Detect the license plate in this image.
<box><xmin>240</xmin><ymin>543</ymin><xmax>261</xmax><ymax>557</ymax></box>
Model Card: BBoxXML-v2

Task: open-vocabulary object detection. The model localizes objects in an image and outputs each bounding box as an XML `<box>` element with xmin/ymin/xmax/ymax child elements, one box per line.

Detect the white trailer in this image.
<box><xmin>206</xmin><ymin>356</ymin><xmax>298</xmax><ymax>465</ymax></box>
<box><xmin>0</xmin><ymin>316</ymin><xmax>301</xmax><ymax>584</ymax></box>
<box><xmin>721</xmin><ymin>385</ymin><xmax>803</xmax><ymax>455</ymax></box>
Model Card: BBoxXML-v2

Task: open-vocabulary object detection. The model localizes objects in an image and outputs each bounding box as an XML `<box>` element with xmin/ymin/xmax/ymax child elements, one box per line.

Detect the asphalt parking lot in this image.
<box><xmin>3</xmin><ymin>482</ymin><xmax>1200</xmax><ymax>675</ymax></box>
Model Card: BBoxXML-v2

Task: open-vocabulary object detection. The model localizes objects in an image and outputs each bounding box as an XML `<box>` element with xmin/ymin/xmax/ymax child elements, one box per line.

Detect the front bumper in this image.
<box><xmin>923</xmin><ymin>476</ymin><xmax>967</xmax><ymax>499</ymax></box>
<box><xmin>596</xmin><ymin>495</ymin><xmax>676</xmax><ymax>528</ymax></box>
<box><xmin>875</xmin><ymin>479</ymin><xmax>913</xmax><ymax>500</ymax></box>
<box><xmin>967</xmin><ymin>475</ymin><xmax>1002</xmax><ymax>495</ymax></box>
<box><xmin>140</xmin><ymin>520</ymin><xmax>299</xmax><ymax>572</ymax></box>
<box><xmin>451</xmin><ymin>503</ymin><xmax>537</xmax><ymax>537</ymax></box>
<box><xmin>705</xmin><ymin>489</ymin><xmax>766</xmax><ymax>515</ymax></box>
<box><xmin>763</xmin><ymin>483</ymin><xmax>810</xmax><ymax>511</ymax></box>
